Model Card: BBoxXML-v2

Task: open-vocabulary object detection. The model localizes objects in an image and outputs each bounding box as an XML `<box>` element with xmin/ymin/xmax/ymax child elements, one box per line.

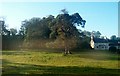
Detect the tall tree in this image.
<box><xmin>0</xmin><ymin>20</ymin><xmax>10</xmax><ymax>36</ymax></box>
<box><xmin>83</xmin><ymin>30</ymin><xmax>91</xmax><ymax>37</ymax></box>
<box><xmin>49</xmin><ymin>10</ymin><xmax>86</xmax><ymax>54</ymax></box>
<box><xmin>61</xmin><ymin>9</ymin><xmax>68</xmax><ymax>14</ymax></box>
<box><xmin>110</xmin><ymin>35</ymin><xmax>117</xmax><ymax>40</ymax></box>
<box><xmin>92</xmin><ymin>31</ymin><xmax>101</xmax><ymax>38</ymax></box>
<box><xmin>21</xmin><ymin>17</ymin><xmax>52</xmax><ymax>40</ymax></box>
<box><xmin>10</xmin><ymin>28</ymin><xmax>17</xmax><ymax>36</ymax></box>
<box><xmin>19</xmin><ymin>25</ymin><xmax>26</xmax><ymax>36</ymax></box>
<box><xmin>20</xmin><ymin>9</ymin><xmax>86</xmax><ymax>52</ymax></box>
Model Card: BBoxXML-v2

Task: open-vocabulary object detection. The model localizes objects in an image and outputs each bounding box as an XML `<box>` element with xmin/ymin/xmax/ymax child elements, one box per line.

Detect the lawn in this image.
<box><xmin>1</xmin><ymin>49</ymin><xmax>120</xmax><ymax>76</ymax></box>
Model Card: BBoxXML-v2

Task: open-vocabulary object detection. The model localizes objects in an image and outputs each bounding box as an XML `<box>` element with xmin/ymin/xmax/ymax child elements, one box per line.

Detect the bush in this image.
<box><xmin>109</xmin><ymin>46</ymin><xmax>117</xmax><ymax>53</ymax></box>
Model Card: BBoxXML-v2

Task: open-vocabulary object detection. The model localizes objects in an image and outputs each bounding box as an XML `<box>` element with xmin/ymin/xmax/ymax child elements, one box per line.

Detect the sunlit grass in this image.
<box><xmin>2</xmin><ymin>50</ymin><xmax>120</xmax><ymax>75</ymax></box>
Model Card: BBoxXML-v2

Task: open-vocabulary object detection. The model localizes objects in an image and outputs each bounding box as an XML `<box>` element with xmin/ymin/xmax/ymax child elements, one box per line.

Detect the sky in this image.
<box><xmin>0</xmin><ymin>2</ymin><xmax>118</xmax><ymax>38</ymax></box>
<box><xmin>0</xmin><ymin>0</ymin><xmax>119</xmax><ymax>2</ymax></box>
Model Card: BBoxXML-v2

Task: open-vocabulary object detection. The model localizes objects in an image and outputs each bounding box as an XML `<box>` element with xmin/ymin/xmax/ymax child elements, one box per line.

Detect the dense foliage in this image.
<box><xmin>1</xmin><ymin>9</ymin><xmax>119</xmax><ymax>53</ymax></box>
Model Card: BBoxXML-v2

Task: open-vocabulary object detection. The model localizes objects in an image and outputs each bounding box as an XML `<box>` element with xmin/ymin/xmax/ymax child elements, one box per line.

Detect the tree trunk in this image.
<box><xmin>64</xmin><ymin>39</ymin><xmax>72</xmax><ymax>55</ymax></box>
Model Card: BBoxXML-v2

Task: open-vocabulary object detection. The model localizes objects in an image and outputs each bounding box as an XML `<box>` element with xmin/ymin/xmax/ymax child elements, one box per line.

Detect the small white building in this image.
<box><xmin>90</xmin><ymin>36</ymin><xmax>109</xmax><ymax>50</ymax></box>
<box><xmin>90</xmin><ymin>36</ymin><xmax>120</xmax><ymax>51</ymax></box>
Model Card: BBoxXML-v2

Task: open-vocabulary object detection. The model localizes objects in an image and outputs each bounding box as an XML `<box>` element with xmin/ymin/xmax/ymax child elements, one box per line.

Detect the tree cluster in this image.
<box><xmin>20</xmin><ymin>10</ymin><xmax>87</xmax><ymax>54</ymax></box>
<box><xmin>0</xmin><ymin>20</ymin><xmax>24</xmax><ymax>50</ymax></box>
<box><xmin>2</xmin><ymin>9</ymin><xmax>118</xmax><ymax>54</ymax></box>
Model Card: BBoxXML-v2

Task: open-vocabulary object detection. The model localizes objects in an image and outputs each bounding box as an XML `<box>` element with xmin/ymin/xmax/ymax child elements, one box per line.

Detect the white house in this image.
<box><xmin>90</xmin><ymin>36</ymin><xmax>109</xmax><ymax>50</ymax></box>
<box><xmin>90</xmin><ymin>35</ymin><xmax>120</xmax><ymax>51</ymax></box>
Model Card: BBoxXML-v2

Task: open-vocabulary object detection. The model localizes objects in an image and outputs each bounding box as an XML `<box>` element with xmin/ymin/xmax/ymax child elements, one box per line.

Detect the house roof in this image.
<box><xmin>93</xmin><ymin>38</ymin><xmax>109</xmax><ymax>43</ymax></box>
<box><xmin>93</xmin><ymin>38</ymin><xmax>120</xmax><ymax>46</ymax></box>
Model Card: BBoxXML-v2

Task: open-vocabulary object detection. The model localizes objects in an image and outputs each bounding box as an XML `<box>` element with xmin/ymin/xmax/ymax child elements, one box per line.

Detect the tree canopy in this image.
<box><xmin>20</xmin><ymin>10</ymin><xmax>86</xmax><ymax>54</ymax></box>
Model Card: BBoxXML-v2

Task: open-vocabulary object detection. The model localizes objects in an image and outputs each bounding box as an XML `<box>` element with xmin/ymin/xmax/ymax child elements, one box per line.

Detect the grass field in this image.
<box><xmin>1</xmin><ymin>49</ymin><xmax>120</xmax><ymax>76</ymax></box>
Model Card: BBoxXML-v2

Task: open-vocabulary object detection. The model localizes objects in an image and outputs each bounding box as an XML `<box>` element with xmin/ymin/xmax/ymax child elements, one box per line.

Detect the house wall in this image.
<box><xmin>94</xmin><ymin>43</ymin><xmax>109</xmax><ymax>50</ymax></box>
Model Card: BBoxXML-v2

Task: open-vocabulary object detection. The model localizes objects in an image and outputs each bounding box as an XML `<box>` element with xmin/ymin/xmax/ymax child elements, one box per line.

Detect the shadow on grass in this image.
<box><xmin>71</xmin><ymin>50</ymin><xmax>120</xmax><ymax>61</ymax></box>
<box><xmin>2</xmin><ymin>59</ymin><xmax>120</xmax><ymax>76</ymax></box>
<box><xmin>2</xmin><ymin>50</ymin><xmax>120</xmax><ymax>61</ymax></box>
<box><xmin>2</xmin><ymin>51</ymin><xmax>31</xmax><ymax>56</ymax></box>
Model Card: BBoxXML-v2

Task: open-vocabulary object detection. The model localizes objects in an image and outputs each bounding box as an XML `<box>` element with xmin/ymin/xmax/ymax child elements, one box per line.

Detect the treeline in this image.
<box><xmin>0</xmin><ymin>9</ymin><xmax>87</xmax><ymax>52</ymax></box>
<box><xmin>1</xmin><ymin>9</ymin><xmax>119</xmax><ymax>53</ymax></box>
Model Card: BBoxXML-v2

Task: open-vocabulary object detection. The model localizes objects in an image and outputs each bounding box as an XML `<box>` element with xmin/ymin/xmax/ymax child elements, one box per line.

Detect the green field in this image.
<box><xmin>1</xmin><ymin>50</ymin><xmax>120</xmax><ymax>76</ymax></box>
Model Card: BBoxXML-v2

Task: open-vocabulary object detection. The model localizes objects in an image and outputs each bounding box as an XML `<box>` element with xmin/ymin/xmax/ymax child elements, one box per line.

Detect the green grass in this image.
<box><xmin>1</xmin><ymin>50</ymin><xmax>120</xmax><ymax>75</ymax></box>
